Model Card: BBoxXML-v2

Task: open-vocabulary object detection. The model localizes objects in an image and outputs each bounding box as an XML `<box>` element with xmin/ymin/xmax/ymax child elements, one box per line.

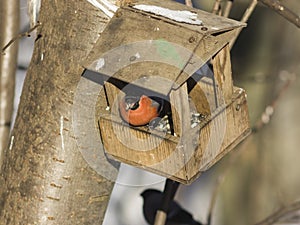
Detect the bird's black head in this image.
<box><xmin>140</xmin><ymin>189</ymin><xmax>161</xmax><ymax>198</ymax></box>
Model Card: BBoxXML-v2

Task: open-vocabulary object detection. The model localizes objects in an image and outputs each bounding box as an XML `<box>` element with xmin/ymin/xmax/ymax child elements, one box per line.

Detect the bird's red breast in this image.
<box><xmin>119</xmin><ymin>95</ymin><xmax>160</xmax><ymax>126</ymax></box>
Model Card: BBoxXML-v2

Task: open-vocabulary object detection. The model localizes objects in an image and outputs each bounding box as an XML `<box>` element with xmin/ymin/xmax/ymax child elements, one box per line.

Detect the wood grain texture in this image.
<box><xmin>213</xmin><ymin>44</ymin><xmax>233</xmax><ymax>104</ymax></box>
<box><xmin>0</xmin><ymin>1</ymin><xmax>115</xmax><ymax>224</ymax></box>
<box><xmin>99</xmin><ymin>81</ymin><xmax>250</xmax><ymax>184</ymax></box>
<box><xmin>90</xmin><ymin>0</ymin><xmax>249</xmax><ymax>184</ymax></box>
<box><xmin>84</xmin><ymin>4</ymin><xmax>245</xmax><ymax>95</ymax></box>
<box><xmin>169</xmin><ymin>83</ymin><xmax>190</xmax><ymax>136</ymax></box>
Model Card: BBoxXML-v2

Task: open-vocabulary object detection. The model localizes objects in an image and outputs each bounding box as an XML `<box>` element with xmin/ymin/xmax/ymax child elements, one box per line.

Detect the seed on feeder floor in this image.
<box><xmin>190</xmin><ymin>112</ymin><xmax>206</xmax><ymax>128</ymax></box>
<box><xmin>149</xmin><ymin>115</ymin><xmax>170</xmax><ymax>133</ymax></box>
<box><xmin>191</xmin><ymin>122</ymin><xmax>198</xmax><ymax>129</ymax></box>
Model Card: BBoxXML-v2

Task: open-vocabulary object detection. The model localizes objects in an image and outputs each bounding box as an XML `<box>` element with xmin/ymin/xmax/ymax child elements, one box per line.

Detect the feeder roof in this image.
<box><xmin>129</xmin><ymin>0</ymin><xmax>246</xmax><ymax>35</ymax></box>
<box><xmin>83</xmin><ymin>0</ymin><xmax>246</xmax><ymax>96</ymax></box>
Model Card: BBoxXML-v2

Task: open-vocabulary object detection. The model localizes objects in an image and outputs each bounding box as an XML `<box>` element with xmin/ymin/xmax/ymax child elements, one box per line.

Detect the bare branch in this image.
<box><xmin>1</xmin><ymin>22</ymin><xmax>40</xmax><ymax>55</ymax></box>
<box><xmin>222</xmin><ymin>0</ymin><xmax>234</xmax><ymax>18</ymax></box>
<box><xmin>259</xmin><ymin>0</ymin><xmax>300</xmax><ymax>28</ymax></box>
<box><xmin>252</xmin><ymin>71</ymin><xmax>295</xmax><ymax>132</ymax></box>
<box><xmin>254</xmin><ymin>200</ymin><xmax>300</xmax><ymax>225</ymax></box>
<box><xmin>241</xmin><ymin>0</ymin><xmax>258</xmax><ymax>23</ymax></box>
<box><xmin>229</xmin><ymin>0</ymin><xmax>258</xmax><ymax>49</ymax></box>
<box><xmin>212</xmin><ymin>0</ymin><xmax>222</xmax><ymax>15</ymax></box>
<box><xmin>185</xmin><ymin>0</ymin><xmax>193</xmax><ymax>7</ymax></box>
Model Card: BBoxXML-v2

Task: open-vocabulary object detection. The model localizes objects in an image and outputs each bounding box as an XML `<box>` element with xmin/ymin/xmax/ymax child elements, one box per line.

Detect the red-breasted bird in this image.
<box><xmin>141</xmin><ymin>189</ymin><xmax>202</xmax><ymax>225</ymax></box>
<box><xmin>119</xmin><ymin>95</ymin><xmax>162</xmax><ymax>126</ymax></box>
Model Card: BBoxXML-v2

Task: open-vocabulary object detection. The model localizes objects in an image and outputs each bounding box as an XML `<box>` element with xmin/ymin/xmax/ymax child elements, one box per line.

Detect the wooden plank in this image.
<box><xmin>169</xmin><ymin>83</ymin><xmax>190</xmax><ymax>136</ymax></box>
<box><xmin>183</xmin><ymin>87</ymin><xmax>251</xmax><ymax>183</ymax></box>
<box><xmin>174</xmin><ymin>29</ymin><xmax>240</xmax><ymax>90</ymax></box>
<box><xmin>111</xmin><ymin>62</ymin><xmax>179</xmax><ymax>96</ymax></box>
<box><xmin>188</xmin><ymin>76</ymin><xmax>215</xmax><ymax>115</ymax></box>
<box><xmin>99</xmin><ymin>116</ymin><xmax>190</xmax><ymax>179</ymax></box>
<box><xmin>169</xmin><ymin>83</ymin><xmax>202</xmax><ymax>181</ymax></box>
<box><xmin>212</xmin><ymin>44</ymin><xmax>233</xmax><ymax>104</ymax></box>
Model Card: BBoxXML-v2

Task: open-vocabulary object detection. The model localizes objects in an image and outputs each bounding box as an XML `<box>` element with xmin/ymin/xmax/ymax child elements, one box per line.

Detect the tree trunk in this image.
<box><xmin>0</xmin><ymin>0</ymin><xmax>19</xmax><ymax>165</ymax></box>
<box><xmin>0</xmin><ymin>1</ymin><xmax>117</xmax><ymax>224</ymax></box>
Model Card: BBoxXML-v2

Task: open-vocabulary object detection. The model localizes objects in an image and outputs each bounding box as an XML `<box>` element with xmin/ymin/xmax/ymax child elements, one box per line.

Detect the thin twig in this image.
<box><xmin>229</xmin><ymin>0</ymin><xmax>258</xmax><ymax>49</ymax></box>
<box><xmin>254</xmin><ymin>200</ymin><xmax>300</xmax><ymax>225</ymax></box>
<box><xmin>252</xmin><ymin>71</ymin><xmax>295</xmax><ymax>132</ymax></box>
<box><xmin>222</xmin><ymin>0</ymin><xmax>234</xmax><ymax>18</ymax></box>
<box><xmin>1</xmin><ymin>22</ymin><xmax>41</xmax><ymax>55</ymax></box>
<box><xmin>259</xmin><ymin>0</ymin><xmax>300</xmax><ymax>28</ymax></box>
<box><xmin>212</xmin><ymin>0</ymin><xmax>222</xmax><ymax>15</ymax></box>
<box><xmin>185</xmin><ymin>0</ymin><xmax>193</xmax><ymax>7</ymax></box>
<box><xmin>241</xmin><ymin>0</ymin><xmax>258</xmax><ymax>23</ymax></box>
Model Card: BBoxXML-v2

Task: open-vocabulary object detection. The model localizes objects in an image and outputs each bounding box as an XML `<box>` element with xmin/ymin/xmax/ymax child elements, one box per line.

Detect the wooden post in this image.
<box><xmin>154</xmin><ymin>211</ymin><xmax>167</xmax><ymax>225</ymax></box>
<box><xmin>212</xmin><ymin>44</ymin><xmax>233</xmax><ymax>104</ymax></box>
<box><xmin>104</xmin><ymin>81</ymin><xmax>124</xmax><ymax>120</ymax></box>
<box><xmin>169</xmin><ymin>83</ymin><xmax>190</xmax><ymax>137</ymax></box>
<box><xmin>154</xmin><ymin>179</ymin><xmax>180</xmax><ymax>225</ymax></box>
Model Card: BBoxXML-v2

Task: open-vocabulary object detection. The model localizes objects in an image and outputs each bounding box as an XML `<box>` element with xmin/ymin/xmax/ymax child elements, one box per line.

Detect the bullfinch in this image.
<box><xmin>119</xmin><ymin>95</ymin><xmax>163</xmax><ymax>126</ymax></box>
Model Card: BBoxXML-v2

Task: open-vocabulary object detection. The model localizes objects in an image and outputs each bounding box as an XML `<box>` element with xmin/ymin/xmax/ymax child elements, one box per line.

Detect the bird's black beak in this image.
<box><xmin>124</xmin><ymin>96</ymin><xmax>140</xmax><ymax>111</ymax></box>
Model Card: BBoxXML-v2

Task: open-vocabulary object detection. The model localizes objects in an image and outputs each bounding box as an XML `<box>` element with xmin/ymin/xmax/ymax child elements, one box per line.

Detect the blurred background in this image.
<box><xmin>14</xmin><ymin>0</ymin><xmax>300</xmax><ymax>224</ymax></box>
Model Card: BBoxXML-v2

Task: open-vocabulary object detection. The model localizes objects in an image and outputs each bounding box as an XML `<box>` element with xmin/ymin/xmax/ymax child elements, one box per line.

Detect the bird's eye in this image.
<box><xmin>129</xmin><ymin>101</ymin><xmax>139</xmax><ymax>110</ymax></box>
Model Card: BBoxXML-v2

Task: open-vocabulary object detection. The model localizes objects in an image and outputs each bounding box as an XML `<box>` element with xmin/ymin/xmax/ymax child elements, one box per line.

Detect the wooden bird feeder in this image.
<box><xmin>82</xmin><ymin>0</ymin><xmax>251</xmax><ymax>184</ymax></box>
